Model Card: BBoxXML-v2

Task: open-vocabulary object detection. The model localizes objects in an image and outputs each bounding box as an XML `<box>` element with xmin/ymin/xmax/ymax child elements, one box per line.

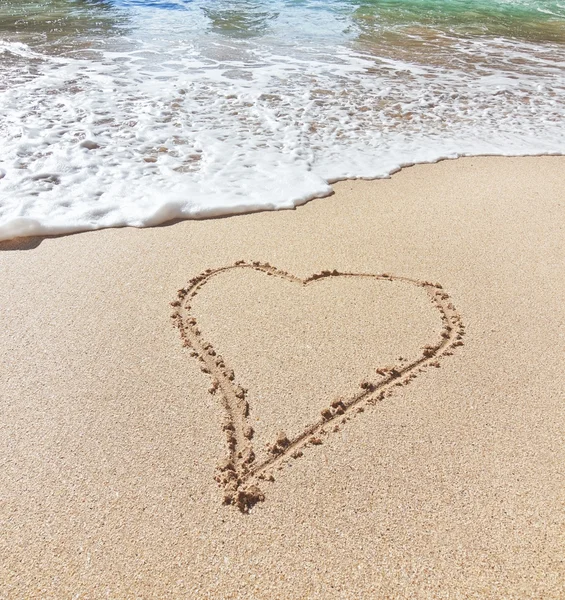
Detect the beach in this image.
<box><xmin>1</xmin><ymin>155</ymin><xmax>564</xmax><ymax>598</ymax></box>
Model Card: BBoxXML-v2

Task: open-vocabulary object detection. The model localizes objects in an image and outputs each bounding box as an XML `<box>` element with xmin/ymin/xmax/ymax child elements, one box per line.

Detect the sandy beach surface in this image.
<box><xmin>1</xmin><ymin>156</ymin><xmax>564</xmax><ymax>599</ymax></box>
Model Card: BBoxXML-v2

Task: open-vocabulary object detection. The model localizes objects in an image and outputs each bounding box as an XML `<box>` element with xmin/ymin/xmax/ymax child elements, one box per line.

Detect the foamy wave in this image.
<box><xmin>0</xmin><ymin>29</ymin><xmax>564</xmax><ymax>241</ymax></box>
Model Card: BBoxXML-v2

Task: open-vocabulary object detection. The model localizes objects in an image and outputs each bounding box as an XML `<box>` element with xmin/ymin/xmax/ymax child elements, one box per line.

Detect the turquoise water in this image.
<box><xmin>3</xmin><ymin>0</ymin><xmax>563</xmax><ymax>42</ymax></box>
<box><xmin>0</xmin><ymin>0</ymin><xmax>564</xmax><ymax>239</ymax></box>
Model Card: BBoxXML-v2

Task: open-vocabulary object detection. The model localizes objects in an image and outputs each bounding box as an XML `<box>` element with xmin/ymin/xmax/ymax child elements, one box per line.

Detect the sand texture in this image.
<box><xmin>1</xmin><ymin>156</ymin><xmax>564</xmax><ymax>598</ymax></box>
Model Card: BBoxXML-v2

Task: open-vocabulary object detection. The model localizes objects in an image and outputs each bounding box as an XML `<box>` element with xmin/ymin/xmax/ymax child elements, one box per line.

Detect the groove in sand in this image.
<box><xmin>171</xmin><ymin>261</ymin><xmax>465</xmax><ymax>512</ymax></box>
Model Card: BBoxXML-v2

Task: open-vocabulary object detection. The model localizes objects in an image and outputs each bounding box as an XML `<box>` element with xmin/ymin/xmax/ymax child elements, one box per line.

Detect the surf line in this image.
<box><xmin>171</xmin><ymin>261</ymin><xmax>465</xmax><ymax>512</ymax></box>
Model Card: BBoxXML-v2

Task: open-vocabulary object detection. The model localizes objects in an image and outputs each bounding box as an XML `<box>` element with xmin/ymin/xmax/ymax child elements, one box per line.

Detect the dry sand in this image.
<box><xmin>1</xmin><ymin>156</ymin><xmax>564</xmax><ymax>598</ymax></box>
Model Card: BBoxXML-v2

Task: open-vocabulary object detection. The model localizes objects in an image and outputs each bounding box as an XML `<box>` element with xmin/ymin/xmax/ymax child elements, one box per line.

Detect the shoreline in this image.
<box><xmin>1</xmin><ymin>155</ymin><xmax>564</xmax><ymax>598</ymax></box>
<box><xmin>1</xmin><ymin>150</ymin><xmax>565</xmax><ymax>246</ymax></box>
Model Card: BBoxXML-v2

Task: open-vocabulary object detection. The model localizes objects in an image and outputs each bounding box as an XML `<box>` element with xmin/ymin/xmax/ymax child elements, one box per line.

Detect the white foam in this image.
<box><xmin>0</xmin><ymin>25</ymin><xmax>564</xmax><ymax>241</ymax></box>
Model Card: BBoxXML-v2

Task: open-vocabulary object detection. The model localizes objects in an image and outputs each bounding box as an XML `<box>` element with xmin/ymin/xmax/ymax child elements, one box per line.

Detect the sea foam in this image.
<box><xmin>0</xmin><ymin>2</ymin><xmax>564</xmax><ymax>241</ymax></box>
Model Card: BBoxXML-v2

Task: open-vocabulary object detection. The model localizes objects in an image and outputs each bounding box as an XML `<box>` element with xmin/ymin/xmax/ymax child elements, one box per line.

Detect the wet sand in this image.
<box><xmin>1</xmin><ymin>156</ymin><xmax>564</xmax><ymax>598</ymax></box>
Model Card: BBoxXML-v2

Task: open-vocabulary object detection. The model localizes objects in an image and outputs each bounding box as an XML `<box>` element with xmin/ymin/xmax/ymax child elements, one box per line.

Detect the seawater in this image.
<box><xmin>0</xmin><ymin>0</ymin><xmax>564</xmax><ymax>240</ymax></box>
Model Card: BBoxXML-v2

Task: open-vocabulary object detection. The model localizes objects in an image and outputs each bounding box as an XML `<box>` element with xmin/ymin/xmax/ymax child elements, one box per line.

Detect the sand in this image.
<box><xmin>1</xmin><ymin>156</ymin><xmax>564</xmax><ymax>598</ymax></box>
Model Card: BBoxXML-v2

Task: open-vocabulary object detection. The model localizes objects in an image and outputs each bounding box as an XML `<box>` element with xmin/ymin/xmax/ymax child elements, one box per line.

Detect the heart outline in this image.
<box><xmin>171</xmin><ymin>261</ymin><xmax>465</xmax><ymax>511</ymax></box>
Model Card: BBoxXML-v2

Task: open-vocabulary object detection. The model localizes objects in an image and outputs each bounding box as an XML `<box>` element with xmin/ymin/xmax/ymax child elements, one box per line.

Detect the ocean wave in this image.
<box><xmin>0</xmin><ymin>1</ymin><xmax>564</xmax><ymax>240</ymax></box>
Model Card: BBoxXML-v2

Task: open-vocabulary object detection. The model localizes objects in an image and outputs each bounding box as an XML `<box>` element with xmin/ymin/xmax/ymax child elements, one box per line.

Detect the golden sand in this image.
<box><xmin>1</xmin><ymin>156</ymin><xmax>564</xmax><ymax>598</ymax></box>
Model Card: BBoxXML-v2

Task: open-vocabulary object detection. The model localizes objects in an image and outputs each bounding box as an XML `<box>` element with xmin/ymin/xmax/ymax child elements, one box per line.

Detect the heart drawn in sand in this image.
<box><xmin>171</xmin><ymin>261</ymin><xmax>465</xmax><ymax>512</ymax></box>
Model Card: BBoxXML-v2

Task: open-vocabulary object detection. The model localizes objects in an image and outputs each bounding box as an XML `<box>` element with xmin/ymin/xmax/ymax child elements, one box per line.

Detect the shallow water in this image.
<box><xmin>0</xmin><ymin>0</ymin><xmax>564</xmax><ymax>239</ymax></box>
